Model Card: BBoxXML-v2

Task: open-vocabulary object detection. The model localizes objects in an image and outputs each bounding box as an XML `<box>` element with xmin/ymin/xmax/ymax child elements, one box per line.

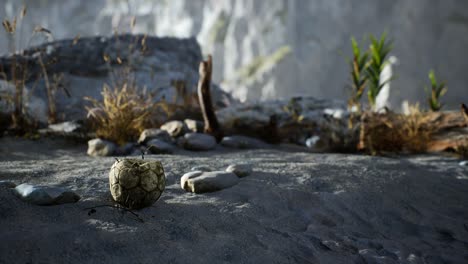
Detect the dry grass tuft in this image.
<box><xmin>397</xmin><ymin>104</ymin><xmax>434</xmax><ymax>153</ymax></box>
<box><xmin>85</xmin><ymin>72</ymin><xmax>171</xmax><ymax>145</ymax></box>
<box><xmin>359</xmin><ymin>104</ymin><xmax>436</xmax><ymax>154</ymax></box>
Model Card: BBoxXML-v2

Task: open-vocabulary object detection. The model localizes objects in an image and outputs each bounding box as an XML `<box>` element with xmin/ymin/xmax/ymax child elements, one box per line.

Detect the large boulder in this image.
<box><xmin>0</xmin><ymin>35</ymin><xmax>235</xmax><ymax>124</ymax></box>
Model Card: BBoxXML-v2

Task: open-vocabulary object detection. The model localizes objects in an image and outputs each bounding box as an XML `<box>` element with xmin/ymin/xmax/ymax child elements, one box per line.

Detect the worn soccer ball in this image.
<box><xmin>109</xmin><ymin>158</ymin><xmax>166</xmax><ymax>209</ymax></box>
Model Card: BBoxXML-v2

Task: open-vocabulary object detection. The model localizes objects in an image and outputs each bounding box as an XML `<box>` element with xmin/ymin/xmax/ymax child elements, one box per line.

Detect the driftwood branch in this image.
<box><xmin>197</xmin><ymin>55</ymin><xmax>223</xmax><ymax>141</ymax></box>
<box><xmin>462</xmin><ymin>103</ymin><xmax>468</xmax><ymax>125</ymax></box>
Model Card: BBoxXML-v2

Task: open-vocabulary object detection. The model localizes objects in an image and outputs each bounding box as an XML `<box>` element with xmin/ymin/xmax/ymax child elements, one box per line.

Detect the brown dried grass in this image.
<box><xmin>85</xmin><ymin>74</ymin><xmax>171</xmax><ymax>145</ymax></box>
<box><xmin>360</xmin><ymin>104</ymin><xmax>436</xmax><ymax>154</ymax></box>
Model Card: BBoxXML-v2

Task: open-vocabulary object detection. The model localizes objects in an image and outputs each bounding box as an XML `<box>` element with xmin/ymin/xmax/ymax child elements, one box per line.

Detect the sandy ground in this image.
<box><xmin>0</xmin><ymin>137</ymin><xmax>467</xmax><ymax>264</ymax></box>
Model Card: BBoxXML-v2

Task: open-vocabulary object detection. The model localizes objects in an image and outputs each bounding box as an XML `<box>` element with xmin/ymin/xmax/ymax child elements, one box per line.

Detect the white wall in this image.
<box><xmin>1</xmin><ymin>0</ymin><xmax>467</xmax><ymax>110</ymax></box>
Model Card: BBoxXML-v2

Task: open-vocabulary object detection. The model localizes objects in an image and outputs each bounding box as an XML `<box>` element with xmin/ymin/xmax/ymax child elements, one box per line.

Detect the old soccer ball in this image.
<box><xmin>109</xmin><ymin>158</ymin><xmax>166</xmax><ymax>209</ymax></box>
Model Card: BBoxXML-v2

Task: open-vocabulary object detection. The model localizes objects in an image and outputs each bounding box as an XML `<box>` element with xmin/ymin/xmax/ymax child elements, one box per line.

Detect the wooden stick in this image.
<box><xmin>462</xmin><ymin>103</ymin><xmax>468</xmax><ymax>125</ymax></box>
<box><xmin>197</xmin><ymin>55</ymin><xmax>223</xmax><ymax>141</ymax></box>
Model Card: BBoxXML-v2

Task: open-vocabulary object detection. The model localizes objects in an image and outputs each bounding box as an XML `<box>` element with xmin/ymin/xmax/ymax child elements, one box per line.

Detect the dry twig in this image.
<box><xmin>83</xmin><ymin>204</ymin><xmax>144</xmax><ymax>223</ymax></box>
<box><xmin>197</xmin><ymin>55</ymin><xmax>223</xmax><ymax>141</ymax></box>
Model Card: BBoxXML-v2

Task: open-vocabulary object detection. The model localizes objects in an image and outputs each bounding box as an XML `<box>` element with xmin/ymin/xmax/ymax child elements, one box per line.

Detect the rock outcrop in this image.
<box><xmin>0</xmin><ymin>34</ymin><xmax>234</xmax><ymax>124</ymax></box>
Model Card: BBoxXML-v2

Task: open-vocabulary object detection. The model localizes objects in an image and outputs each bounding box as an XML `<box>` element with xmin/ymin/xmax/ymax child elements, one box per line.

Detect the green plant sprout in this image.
<box><xmin>425</xmin><ymin>70</ymin><xmax>447</xmax><ymax>112</ymax></box>
<box><xmin>348</xmin><ymin>37</ymin><xmax>369</xmax><ymax>111</ymax></box>
<box><xmin>366</xmin><ymin>32</ymin><xmax>393</xmax><ymax>107</ymax></box>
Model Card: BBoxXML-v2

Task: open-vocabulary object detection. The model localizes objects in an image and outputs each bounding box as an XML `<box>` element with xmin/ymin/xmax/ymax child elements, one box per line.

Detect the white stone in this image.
<box><xmin>180</xmin><ymin>171</ymin><xmax>203</xmax><ymax>190</ymax></box>
<box><xmin>184</xmin><ymin>119</ymin><xmax>204</xmax><ymax>133</ymax></box>
<box><xmin>180</xmin><ymin>171</ymin><xmax>239</xmax><ymax>193</ymax></box>
<box><xmin>160</xmin><ymin>121</ymin><xmax>187</xmax><ymax>138</ymax></box>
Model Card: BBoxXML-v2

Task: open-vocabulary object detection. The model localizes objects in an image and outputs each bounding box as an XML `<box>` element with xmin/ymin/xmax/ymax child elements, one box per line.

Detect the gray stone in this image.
<box><xmin>191</xmin><ymin>166</ymin><xmax>212</xmax><ymax>172</ymax></box>
<box><xmin>14</xmin><ymin>183</ymin><xmax>80</xmax><ymax>205</ymax></box>
<box><xmin>146</xmin><ymin>139</ymin><xmax>176</xmax><ymax>154</ymax></box>
<box><xmin>87</xmin><ymin>138</ymin><xmax>117</xmax><ymax>157</ymax></box>
<box><xmin>220</xmin><ymin>135</ymin><xmax>267</xmax><ymax>149</ymax></box>
<box><xmin>115</xmin><ymin>142</ymin><xmax>137</xmax><ymax>156</ymax></box>
<box><xmin>226</xmin><ymin>164</ymin><xmax>253</xmax><ymax>178</ymax></box>
<box><xmin>217</xmin><ymin>97</ymin><xmax>359</xmax><ymax>151</ymax></box>
<box><xmin>160</xmin><ymin>121</ymin><xmax>187</xmax><ymax>138</ymax></box>
<box><xmin>184</xmin><ymin>119</ymin><xmax>204</xmax><ymax>133</ymax></box>
<box><xmin>180</xmin><ymin>171</ymin><xmax>239</xmax><ymax>193</ymax></box>
<box><xmin>183</xmin><ymin>133</ymin><xmax>217</xmax><ymax>151</ymax></box>
<box><xmin>217</xmin><ymin>97</ymin><xmax>345</xmax><ymax>130</ymax></box>
<box><xmin>138</xmin><ymin>129</ymin><xmax>173</xmax><ymax>144</ymax></box>
<box><xmin>176</xmin><ymin>136</ymin><xmax>187</xmax><ymax>148</ymax></box>
<box><xmin>459</xmin><ymin>161</ymin><xmax>467</xmax><ymax>167</ymax></box>
<box><xmin>0</xmin><ymin>180</ymin><xmax>16</xmax><ymax>188</ymax></box>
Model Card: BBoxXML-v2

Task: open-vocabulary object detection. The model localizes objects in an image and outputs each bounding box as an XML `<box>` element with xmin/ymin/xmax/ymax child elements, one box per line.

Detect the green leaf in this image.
<box><xmin>351</xmin><ymin>37</ymin><xmax>359</xmax><ymax>57</ymax></box>
<box><xmin>428</xmin><ymin>70</ymin><xmax>436</xmax><ymax>86</ymax></box>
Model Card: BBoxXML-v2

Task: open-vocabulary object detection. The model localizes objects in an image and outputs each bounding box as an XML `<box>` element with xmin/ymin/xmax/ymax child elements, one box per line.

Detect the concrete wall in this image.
<box><xmin>1</xmin><ymin>0</ymin><xmax>467</xmax><ymax>110</ymax></box>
